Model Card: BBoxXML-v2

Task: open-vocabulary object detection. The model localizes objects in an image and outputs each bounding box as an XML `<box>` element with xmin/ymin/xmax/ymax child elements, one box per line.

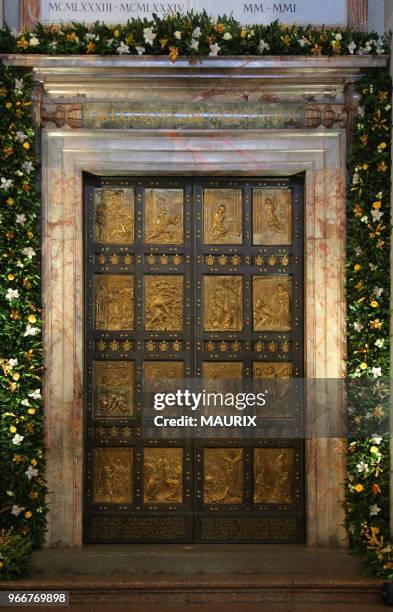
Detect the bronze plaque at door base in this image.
<box><xmin>145</xmin><ymin>275</ymin><xmax>184</xmax><ymax>331</ymax></box>
<box><xmin>144</xmin><ymin>448</ymin><xmax>183</xmax><ymax>503</ymax></box>
<box><xmin>84</xmin><ymin>175</ymin><xmax>304</xmax><ymax>544</ymax></box>
<box><xmin>93</xmin><ymin>447</ymin><xmax>133</xmax><ymax>504</ymax></box>
<box><xmin>203</xmin><ymin>275</ymin><xmax>243</xmax><ymax>331</ymax></box>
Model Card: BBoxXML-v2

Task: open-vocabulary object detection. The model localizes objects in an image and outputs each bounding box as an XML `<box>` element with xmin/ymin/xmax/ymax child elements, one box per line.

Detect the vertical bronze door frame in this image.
<box><xmin>83</xmin><ymin>174</ymin><xmax>305</xmax><ymax>544</ymax></box>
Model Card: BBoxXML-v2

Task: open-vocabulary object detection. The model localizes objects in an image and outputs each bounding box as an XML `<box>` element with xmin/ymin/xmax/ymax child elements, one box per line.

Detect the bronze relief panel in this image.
<box><xmin>204</xmin><ymin>448</ymin><xmax>243</xmax><ymax>504</ymax></box>
<box><xmin>204</xmin><ymin>189</ymin><xmax>242</xmax><ymax>245</ymax></box>
<box><xmin>93</xmin><ymin>447</ymin><xmax>133</xmax><ymax>504</ymax></box>
<box><xmin>203</xmin><ymin>362</ymin><xmax>243</xmax><ymax>380</ymax></box>
<box><xmin>144</xmin><ymin>447</ymin><xmax>183</xmax><ymax>504</ymax></box>
<box><xmin>144</xmin><ymin>188</ymin><xmax>184</xmax><ymax>245</ymax></box>
<box><xmin>253</xmin><ymin>189</ymin><xmax>291</xmax><ymax>245</ymax></box>
<box><xmin>95</xmin><ymin>275</ymin><xmax>134</xmax><ymax>330</ymax></box>
<box><xmin>203</xmin><ymin>276</ymin><xmax>243</xmax><ymax>332</ymax></box>
<box><xmin>253</xmin><ymin>448</ymin><xmax>294</xmax><ymax>504</ymax></box>
<box><xmin>94</xmin><ymin>361</ymin><xmax>134</xmax><ymax>418</ymax></box>
<box><xmin>253</xmin><ymin>362</ymin><xmax>292</xmax><ymax>418</ymax></box>
<box><xmin>144</xmin><ymin>275</ymin><xmax>184</xmax><ymax>331</ymax></box>
<box><xmin>95</xmin><ymin>188</ymin><xmax>134</xmax><ymax>244</ymax></box>
<box><xmin>253</xmin><ymin>275</ymin><xmax>291</xmax><ymax>332</ymax></box>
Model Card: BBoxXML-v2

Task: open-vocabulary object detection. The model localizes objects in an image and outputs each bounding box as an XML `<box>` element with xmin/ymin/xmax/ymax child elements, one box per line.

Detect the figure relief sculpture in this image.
<box><xmin>144</xmin><ymin>448</ymin><xmax>183</xmax><ymax>503</ymax></box>
<box><xmin>253</xmin><ymin>448</ymin><xmax>294</xmax><ymax>504</ymax></box>
<box><xmin>95</xmin><ymin>275</ymin><xmax>134</xmax><ymax>330</ymax></box>
<box><xmin>94</xmin><ymin>361</ymin><xmax>134</xmax><ymax>417</ymax></box>
<box><xmin>253</xmin><ymin>275</ymin><xmax>291</xmax><ymax>331</ymax></box>
<box><xmin>204</xmin><ymin>448</ymin><xmax>243</xmax><ymax>504</ymax></box>
<box><xmin>95</xmin><ymin>189</ymin><xmax>134</xmax><ymax>244</ymax></box>
<box><xmin>204</xmin><ymin>275</ymin><xmax>243</xmax><ymax>331</ymax></box>
<box><xmin>145</xmin><ymin>189</ymin><xmax>183</xmax><ymax>244</ymax></box>
<box><xmin>204</xmin><ymin>189</ymin><xmax>242</xmax><ymax>245</ymax></box>
<box><xmin>253</xmin><ymin>362</ymin><xmax>292</xmax><ymax>417</ymax></box>
<box><xmin>93</xmin><ymin>448</ymin><xmax>133</xmax><ymax>503</ymax></box>
<box><xmin>253</xmin><ymin>189</ymin><xmax>291</xmax><ymax>245</ymax></box>
<box><xmin>145</xmin><ymin>275</ymin><xmax>183</xmax><ymax>331</ymax></box>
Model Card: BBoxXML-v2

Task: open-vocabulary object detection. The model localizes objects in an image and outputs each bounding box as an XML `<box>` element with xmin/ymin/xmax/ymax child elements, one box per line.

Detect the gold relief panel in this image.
<box><xmin>203</xmin><ymin>276</ymin><xmax>243</xmax><ymax>332</ymax></box>
<box><xmin>144</xmin><ymin>275</ymin><xmax>183</xmax><ymax>331</ymax></box>
<box><xmin>253</xmin><ymin>275</ymin><xmax>291</xmax><ymax>332</ymax></box>
<box><xmin>144</xmin><ymin>189</ymin><xmax>184</xmax><ymax>245</ymax></box>
<box><xmin>94</xmin><ymin>361</ymin><xmax>134</xmax><ymax>418</ymax></box>
<box><xmin>95</xmin><ymin>188</ymin><xmax>134</xmax><ymax>244</ymax></box>
<box><xmin>144</xmin><ymin>448</ymin><xmax>183</xmax><ymax>504</ymax></box>
<box><xmin>204</xmin><ymin>189</ymin><xmax>242</xmax><ymax>245</ymax></box>
<box><xmin>253</xmin><ymin>189</ymin><xmax>291</xmax><ymax>245</ymax></box>
<box><xmin>253</xmin><ymin>448</ymin><xmax>294</xmax><ymax>504</ymax></box>
<box><xmin>253</xmin><ymin>362</ymin><xmax>292</xmax><ymax>417</ymax></box>
<box><xmin>253</xmin><ymin>362</ymin><xmax>292</xmax><ymax>380</ymax></box>
<box><xmin>93</xmin><ymin>447</ymin><xmax>133</xmax><ymax>504</ymax></box>
<box><xmin>144</xmin><ymin>361</ymin><xmax>184</xmax><ymax>383</ymax></box>
<box><xmin>95</xmin><ymin>275</ymin><xmax>134</xmax><ymax>330</ymax></box>
<box><xmin>204</xmin><ymin>448</ymin><xmax>243</xmax><ymax>505</ymax></box>
<box><xmin>203</xmin><ymin>362</ymin><xmax>243</xmax><ymax>380</ymax></box>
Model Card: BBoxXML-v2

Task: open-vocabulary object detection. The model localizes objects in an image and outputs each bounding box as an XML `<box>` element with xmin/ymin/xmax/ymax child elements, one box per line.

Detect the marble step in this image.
<box><xmin>2</xmin><ymin>574</ymin><xmax>383</xmax><ymax>606</ymax></box>
<box><xmin>31</xmin><ymin>545</ymin><xmax>364</xmax><ymax>576</ymax></box>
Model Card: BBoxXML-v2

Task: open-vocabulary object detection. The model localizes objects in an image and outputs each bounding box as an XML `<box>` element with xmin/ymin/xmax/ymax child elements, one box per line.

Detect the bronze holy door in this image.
<box><xmin>83</xmin><ymin>175</ymin><xmax>305</xmax><ymax>544</ymax></box>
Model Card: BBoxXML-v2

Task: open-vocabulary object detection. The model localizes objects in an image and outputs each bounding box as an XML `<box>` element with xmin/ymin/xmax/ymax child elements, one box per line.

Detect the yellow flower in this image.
<box><xmin>377</xmin><ymin>161</ymin><xmax>387</xmax><ymax>172</ymax></box>
<box><xmin>12</xmin><ymin>372</ymin><xmax>20</xmax><ymax>381</ymax></box>
<box><xmin>6</xmin><ymin>197</ymin><xmax>14</xmax><ymax>205</ymax></box>
<box><xmin>24</xmin><ymin>511</ymin><xmax>32</xmax><ymax>519</ymax></box>
<box><xmin>23</xmin><ymin>142</ymin><xmax>30</xmax><ymax>150</ymax></box>
<box><xmin>354</xmin><ymin>484</ymin><xmax>364</xmax><ymax>493</ymax></box>
<box><xmin>28</xmin><ymin>314</ymin><xmax>37</xmax><ymax>324</ymax></box>
<box><xmin>86</xmin><ymin>41</ymin><xmax>96</xmax><ymax>54</ymax></box>
<box><xmin>240</xmin><ymin>29</ymin><xmax>247</xmax><ymax>39</ymax></box>
<box><xmin>169</xmin><ymin>46</ymin><xmax>179</xmax><ymax>62</ymax></box>
<box><xmin>378</xmin><ymin>142</ymin><xmax>387</xmax><ymax>150</ymax></box>
<box><xmin>360</xmin><ymin>362</ymin><xmax>368</xmax><ymax>370</ymax></box>
<box><xmin>370</xmin><ymin>300</ymin><xmax>378</xmax><ymax>308</ymax></box>
<box><xmin>362</xmin><ymin>163</ymin><xmax>369</xmax><ymax>170</ymax></box>
<box><xmin>373</xmin><ymin>201</ymin><xmax>381</xmax><ymax>209</ymax></box>
<box><xmin>370</xmin><ymin>446</ymin><xmax>379</xmax><ymax>454</ymax></box>
<box><xmin>215</xmin><ymin>23</ymin><xmax>225</xmax><ymax>34</ymax></box>
<box><xmin>280</xmin><ymin>34</ymin><xmax>291</xmax><ymax>46</ymax></box>
<box><xmin>30</xmin><ymin>458</ymin><xmax>37</xmax><ymax>466</ymax></box>
<box><xmin>17</xmin><ymin>37</ymin><xmax>28</xmax><ymax>50</ymax></box>
<box><xmin>0</xmin><ymin>561</ymin><xmax>3</xmax><ymax>569</ymax></box>
<box><xmin>125</xmin><ymin>35</ymin><xmax>134</xmax><ymax>45</ymax></box>
<box><xmin>370</xmin><ymin>318</ymin><xmax>382</xmax><ymax>329</ymax></box>
<box><xmin>159</xmin><ymin>38</ymin><xmax>168</xmax><ymax>48</ymax></box>
<box><xmin>28</xmin><ymin>408</ymin><xmax>36</xmax><ymax>415</ymax></box>
<box><xmin>9</xmin><ymin>425</ymin><xmax>16</xmax><ymax>433</ymax></box>
<box><xmin>27</xmin><ymin>231</ymin><xmax>33</xmax><ymax>239</ymax></box>
<box><xmin>7</xmin><ymin>273</ymin><xmax>14</xmax><ymax>281</ymax></box>
<box><xmin>354</xmin><ymin>264</ymin><xmax>361</xmax><ymax>271</ymax></box>
<box><xmin>113</xmin><ymin>29</ymin><xmax>120</xmax><ymax>38</ymax></box>
<box><xmin>66</xmin><ymin>32</ymin><xmax>79</xmax><ymax>43</ymax></box>
<box><xmin>5</xmin><ymin>101</ymin><xmax>12</xmax><ymax>109</ymax></box>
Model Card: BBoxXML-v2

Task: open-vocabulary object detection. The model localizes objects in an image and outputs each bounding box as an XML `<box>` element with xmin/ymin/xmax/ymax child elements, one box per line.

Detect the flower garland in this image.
<box><xmin>345</xmin><ymin>69</ymin><xmax>392</xmax><ymax>577</ymax></box>
<box><xmin>0</xmin><ymin>66</ymin><xmax>46</xmax><ymax>580</ymax></box>
<box><xmin>0</xmin><ymin>14</ymin><xmax>389</xmax><ymax>58</ymax></box>
<box><xmin>0</xmin><ymin>12</ymin><xmax>391</xmax><ymax>580</ymax></box>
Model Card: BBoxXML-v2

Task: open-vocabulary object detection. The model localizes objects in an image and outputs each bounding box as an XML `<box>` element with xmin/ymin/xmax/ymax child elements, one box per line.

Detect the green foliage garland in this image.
<box><xmin>0</xmin><ymin>12</ymin><xmax>391</xmax><ymax>579</ymax></box>
<box><xmin>0</xmin><ymin>13</ymin><xmax>390</xmax><ymax>58</ymax></box>
<box><xmin>0</xmin><ymin>66</ymin><xmax>47</xmax><ymax>580</ymax></box>
<box><xmin>345</xmin><ymin>69</ymin><xmax>392</xmax><ymax>577</ymax></box>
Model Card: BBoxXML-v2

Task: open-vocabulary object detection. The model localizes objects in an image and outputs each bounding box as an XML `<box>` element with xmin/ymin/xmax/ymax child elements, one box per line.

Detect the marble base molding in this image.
<box><xmin>41</xmin><ymin>128</ymin><xmax>346</xmax><ymax>547</ymax></box>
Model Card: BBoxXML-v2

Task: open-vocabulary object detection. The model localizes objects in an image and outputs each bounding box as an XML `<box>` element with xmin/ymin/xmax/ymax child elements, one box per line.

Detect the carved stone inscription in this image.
<box><xmin>204</xmin><ymin>448</ymin><xmax>243</xmax><ymax>504</ymax></box>
<box><xmin>95</xmin><ymin>275</ymin><xmax>134</xmax><ymax>330</ymax></box>
<box><xmin>145</xmin><ymin>188</ymin><xmax>184</xmax><ymax>245</ymax></box>
<box><xmin>89</xmin><ymin>515</ymin><xmax>185</xmax><ymax>543</ymax></box>
<box><xmin>253</xmin><ymin>275</ymin><xmax>291</xmax><ymax>332</ymax></box>
<box><xmin>254</xmin><ymin>448</ymin><xmax>294</xmax><ymax>504</ymax></box>
<box><xmin>144</xmin><ymin>448</ymin><xmax>183</xmax><ymax>504</ymax></box>
<box><xmin>253</xmin><ymin>189</ymin><xmax>292</xmax><ymax>245</ymax></box>
<box><xmin>204</xmin><ymin>189</ymin><xmax>242</xmax><ymax>245</ymax></box>
<box><xmin>200</xmin><ymin>517</ymin><xmax>297</xmax><ymax>542</ymax></box>
<box><xmin>93</xmin><ymin>447</ymin><xmax>133</xmax><ymax>504</ymax></box>
<box><xmin>94</xmin><ymin>361</ymin><xmax>134</xmax><ymax>418</ymax></box>
<box><xmin>144</xmin><ymin>275</ymin><xmax>183</xmax><ymax>331</ymax></box>
<box><xmin>204</xmin><ymin>276</ymin><xmax>243</xmax><ymax>332</ymax></box>
<box><xmin>95</xmin><ymin>188</ymin><xmax>134</xmax><ymax>244</ymax></box>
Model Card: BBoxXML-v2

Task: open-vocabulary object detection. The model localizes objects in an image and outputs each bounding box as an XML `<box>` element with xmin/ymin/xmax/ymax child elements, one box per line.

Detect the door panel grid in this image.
<box><xmin>83</xmin><ymin>174</ymin><xmax>305</xmax><ymax>544</ymax></box>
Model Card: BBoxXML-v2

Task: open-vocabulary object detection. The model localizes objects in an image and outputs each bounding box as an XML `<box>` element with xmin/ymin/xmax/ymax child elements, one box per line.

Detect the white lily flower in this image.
<box><xmin>11</xmin><ymin>505</ymin><xmax>25</xmax><ymax>516</ymax></box>
<box><xmin>209</xmin><ymin>43</ymin><xmax>221</xmax><ymax>56</ymax></box>
<box><xmin>143</xmin><ymin>27</ymin><xmax>156</xmax><ymax>46</ymax></box>
<box><xmin>6</xmin><ymin>288</ymin><xmax>19</xmax><ymax>301</ymax></box>
<box><xmin>12</xmin><ymin>433</ymin><xmax>24</xmax><ymax>445</ymax></box>
<box><xmin>25</xmin><ymin>465</ymin><xmax>38</xmax><ymax>480</ymax></box>
<box><xmin>28</xmin><ymin>389</ymin><xmax>42</xmax><ymax>400</ymax></box>
<box><xmin>22</xmin><ymin>247</ymin><xmax>36</xmax><ymax>259</ymax></box>
<box><xmin>116</xmin><ymin>41</ymin><xmax>130</xmax><ymax>55</ymax></box>
<box><xmin>24</xmin><ymin>325</ymin><xmax>40</xmax><ymax>337</ymax></box>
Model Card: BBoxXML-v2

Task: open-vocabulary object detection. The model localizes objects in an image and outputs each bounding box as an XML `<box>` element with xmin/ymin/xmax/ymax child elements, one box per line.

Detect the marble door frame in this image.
<box><xmin>41</xmin><ymin>128</ymin><xmax>347</xmax><ymax>547</ymax></box>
